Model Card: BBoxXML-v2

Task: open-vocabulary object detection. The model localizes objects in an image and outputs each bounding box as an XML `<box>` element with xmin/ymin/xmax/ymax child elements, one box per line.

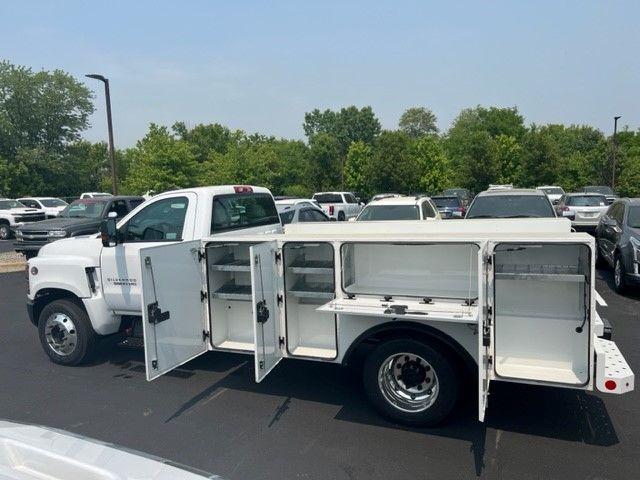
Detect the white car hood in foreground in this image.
<box><xmin>0</xmin><ymin>421</ymin><xmax>219</xmax><ymax>479</ymax></box>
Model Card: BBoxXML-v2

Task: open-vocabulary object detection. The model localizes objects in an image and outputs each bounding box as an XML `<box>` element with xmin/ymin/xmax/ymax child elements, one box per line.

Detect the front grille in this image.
<box><xmin>15</xmin><ymin>213</ymin><xmax>46</xmax><ymax>223</ymax></box>
<box><xmin>18</xmin><ymin>231</ymin><xmax>49</xmax><ymax>242</ymax></box>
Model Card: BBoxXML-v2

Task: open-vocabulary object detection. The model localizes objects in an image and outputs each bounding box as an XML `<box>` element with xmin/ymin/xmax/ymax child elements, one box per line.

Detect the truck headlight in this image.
<box><xmin>48</xmin><ymin>230</ymin><xmax>67</xmax><ymax>238</ymax></box>
<box><xmin>15</xmin><ymin>230</ymin><xmax>23</xmax><ymax>238</ymax></box>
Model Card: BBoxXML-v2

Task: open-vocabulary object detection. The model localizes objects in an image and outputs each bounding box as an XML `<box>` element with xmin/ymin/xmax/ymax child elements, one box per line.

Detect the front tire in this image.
<box><xmin>38</xmin><ymin>299</ymin><xmax>97</xmax><ymax>365</ymax></box>
<box><xmin>0</xmin><ymin>224</ymin><xmax>11</xmax><ymax>240</ymax></box>
<box><xmin>613</xmin><ymin>255</ymin><xmax>627</xmax><ymax>294</ymax></box>
<box><xmin>363</xmin><ymin>338</ymin><xmax>459</xmax><ymax>427</ymax></box>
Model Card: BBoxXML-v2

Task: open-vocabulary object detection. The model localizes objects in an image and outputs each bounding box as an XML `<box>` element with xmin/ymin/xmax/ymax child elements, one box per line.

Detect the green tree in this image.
<box><xmin>345</xmin><ymin>141</ymin><xmax>373</xmax><ymax>197</ymax></box>
<box><xmin>122</xmin><ymin>124</ymin><xmax>198</xmax><ymax>193</ymax></box>
<box><xmin>399</xmin><ymin>107</ymin><xmax>438</xmax><ymax>137</ymax></box>
<box><xmin>172</xmin><ymin>122</ymin><xmax>242</xmax><ymax>162</ymax></box>
<box><xmin>0</xmin><ymin>61</ymin><xmax>94</xmax><ymax>157</ymax></box>
<box><xmin>368</xmin><ymin>131</ymin><xmax>420</xmax><ymax>194</ymax></box>
<box><xmin>303</xmin><ymin>106</ymin><xmax>381</xmax><ymax>154</ymax></box>
<box><xmin>615</xmin><ymin>129</ymin><xmax>640</xmax><ymax>197</ymax></box>
<box><xmin>307</xmin><ymin>133</ymin><xmax>341</xmax><ymax>191</ymax></box>
<box><xmin>411</xmin><ymin>135</ymin><xmax>453</xmax><ymax>194</ymax></box>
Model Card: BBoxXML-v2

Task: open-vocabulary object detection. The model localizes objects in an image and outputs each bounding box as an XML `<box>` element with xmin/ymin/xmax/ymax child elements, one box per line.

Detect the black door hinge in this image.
<box><xmin>464</xmin><ymin>298</ymin><xmax>476</xmax><ymax>306</ymax></box>
<box><xmin>147</xmin><ymin>301</ymin><xmax>170</xmax><ymax>325</ymax></box>
<box><xmin>487</xmin><ymin>306</ymin><xmax>493</xmax><ymax>316</ymax></box>
<box><xmin>482</xmin><ymin>327</ymin><xmax>491</xmax><ymax>347</ymax></box>
<box><xmin>200</xmin><ymin>290</ymin><xmax>208</xmax><ymax>302</ymax></box>
<box><xmin>259</xmin><ymin>360</ymin><xmax>265</xmax><ymax>370</ymax></box>
<box><xmin>277</xmin><ymin>293</ymin><xmax>283</xmax><ymax>306</ymax></box>
<box><xmin>279</xmin><ymin>336</ymin><xmax>285</xmax><ymax>348</ymax></box>
<box><xmin>202</xmin><ymin>330</ymin><xmax>210</xmax><ymax>342</ymax></box>
<box><xmin>151</xmin><ymin>359</ymin><xmax>158</xmax><ymax>369</ymax></box>
<box><xmin>274</xmin><ymin>251</ymin><xmax>282</xmax><ymax>263</ymax></box>
<box><xmin>197</xmin><ymin>250</ymin><xmax>205</xmax><ymax>262</ymax></box>
<box><xmin>256</xmin><ymin>300</ymin><xmax>269</xmax><ymax>324</ymax></box>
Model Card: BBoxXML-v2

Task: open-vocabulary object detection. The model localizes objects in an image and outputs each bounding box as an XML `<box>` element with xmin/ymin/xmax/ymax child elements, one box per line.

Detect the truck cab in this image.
<box><xmin>26</xmin><ymin>186</ymin><xmax>282</xmax><ymax>364</ymax></box>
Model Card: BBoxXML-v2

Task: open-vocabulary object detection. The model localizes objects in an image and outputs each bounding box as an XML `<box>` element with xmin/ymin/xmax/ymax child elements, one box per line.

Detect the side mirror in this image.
<box><xmin>553</xmin><ymin>199</ymin><xmax>560</xmax><ymax>205</ymax></box>
<box><xmin>100</xmin><ymin>212</ymin><xmax>118</xmax><ymax>247</ymax></box>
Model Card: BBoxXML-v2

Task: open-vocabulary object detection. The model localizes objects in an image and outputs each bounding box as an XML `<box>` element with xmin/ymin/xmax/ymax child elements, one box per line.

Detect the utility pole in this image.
<box><xmin>86</xmin><ymin>74</ymin><xmax>118</xmax><ymax>194</ymax></box>
<box><xmin>612</xmin><ymin>116</ymin><xmax>621</xmax><ymax>190</ymax></box>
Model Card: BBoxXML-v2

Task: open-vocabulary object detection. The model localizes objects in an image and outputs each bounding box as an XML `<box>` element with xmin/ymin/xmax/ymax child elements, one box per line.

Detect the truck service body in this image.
<box><xmin>26</xmin><ymin>186</ymin><xmax>634</xmax><ymax>426</ymax></box>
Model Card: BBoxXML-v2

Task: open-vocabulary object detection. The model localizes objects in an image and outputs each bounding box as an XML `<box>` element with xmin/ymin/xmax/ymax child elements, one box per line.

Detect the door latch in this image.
<box><xmin>147</xmin><ymin>301</ymin><xmax>170</xmax><ymax>325</ymax></box>
<box><xmin>256</xmin><ymin>300</ymin><xmax>270</xmax><ymax>324</ymax></box>
<box><xmin>277</xmin><ymin>293</ymin><xmax>283</xmax><ymax>306</ymax></box>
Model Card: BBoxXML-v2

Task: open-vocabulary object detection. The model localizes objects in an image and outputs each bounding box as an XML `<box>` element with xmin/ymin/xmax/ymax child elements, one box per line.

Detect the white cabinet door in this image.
<box><xmin>251</xmin><ymin>241</ymin><xmax>284</xmax><ymax>382</ymax></box>
<box><xmin>140</xmin><ymin>240</ymin><xmax>208</xmax><ymax>381</ymax></box>
<box><xmin>478</xmin><ymin>243</ymin><xmax>494</xmax><ymax>422</ymax></box>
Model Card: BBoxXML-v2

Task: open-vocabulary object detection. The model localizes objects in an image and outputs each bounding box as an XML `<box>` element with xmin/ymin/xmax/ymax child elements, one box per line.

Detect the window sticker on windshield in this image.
<box><xmin>166</xmin><ymin>232</ymin><xmax>177</xmax><ymax>240</ymax></box>
<box><xmin>171</xmin><ymin>203</ymin><xmax>186</xmax><ymax>209</ymax></box>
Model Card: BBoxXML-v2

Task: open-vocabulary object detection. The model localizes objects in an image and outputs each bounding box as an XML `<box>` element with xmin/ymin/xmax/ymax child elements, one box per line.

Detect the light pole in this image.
<box><xmin>86</xmin><ymin>74</ymin><xmax>118</xmax><ymax>194</ymax></box>
<box><xmin>612</xmin><ymin>115</ymin><xmax>621</xmax><ymax>190</ymax></box>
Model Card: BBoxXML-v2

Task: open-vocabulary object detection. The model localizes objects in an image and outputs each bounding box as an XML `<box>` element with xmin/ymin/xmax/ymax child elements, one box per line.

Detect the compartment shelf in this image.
<box><xmin>289</xmin><ymin>280</ymin><xmax>335</xmax><ymax>299</ymax></box>
<box><xmin>495</xmin><ymin>263</ymin><xmax>586</xmax><ymax>283</ymax></box>
<box><xmin>288</xmin><ymin>259</ymin><xmax>334</xmax><ymax>275</ymax></box>
<box><xmin>209</xmin><ymin>256</ymin><xmax>250</xmax><ymax>272</ymax></box>
<box><xmin>213</xmin><ymin>283</ymin><xmax>252</xmax><ymax>301</ymax></box>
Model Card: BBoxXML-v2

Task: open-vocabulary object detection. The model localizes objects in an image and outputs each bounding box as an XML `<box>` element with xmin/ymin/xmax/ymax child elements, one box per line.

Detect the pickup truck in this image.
<box><xmin>312</xmin><ymin>191</ymin><xmax>362</xmax><ymax>221</ymax></box>
<box><xmin>14</xmin><ymin>196</ymin><xmax>144</xmax><ymax>258</ymax></box>
<box><xmin>26</xmin><ymin>185</ymin><xmax>282</xmax><ymax>358</ymax></box>
<box><xmin>0</xmin><ymin>198</ymin><xmax>45</xmax><ymax>240</ymax></box>
<box><xmin>27</xmin><ymin>205</ymin><xmax>634</xmax><ymax>427</ymax></box>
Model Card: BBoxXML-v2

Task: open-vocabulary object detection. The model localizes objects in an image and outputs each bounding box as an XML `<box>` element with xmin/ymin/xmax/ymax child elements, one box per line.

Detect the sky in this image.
<box><xmin>1</xmin><ymin>1</ymin><xmax>639</xmax><ymax>147</ymax></box>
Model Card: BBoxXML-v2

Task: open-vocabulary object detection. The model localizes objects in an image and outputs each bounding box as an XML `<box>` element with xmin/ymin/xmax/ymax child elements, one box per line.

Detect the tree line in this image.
<box><xmin>1</xmin><ymin>61</ymin><xmax>639</xmax><ymax>200</ymax></box>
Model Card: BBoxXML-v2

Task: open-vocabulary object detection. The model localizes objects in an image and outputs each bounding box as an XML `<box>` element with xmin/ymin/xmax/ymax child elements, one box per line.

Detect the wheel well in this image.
<box><xmin>31</xmin><ymin>288</ymin><xmax>85</xmax><ymax>326</ymax></box>
<box><xmin>0</xmin><ymin>219</ymin><xmax>9</xmax><ymax>225</ymax></box>
<box><xmin>342</xmin><ymin>321</ymin><xmax>477</xmax><ymax>377</ymax></box>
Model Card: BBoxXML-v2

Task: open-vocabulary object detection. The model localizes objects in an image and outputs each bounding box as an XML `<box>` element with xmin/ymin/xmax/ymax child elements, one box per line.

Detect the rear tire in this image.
<box><xmin>0</xmin><ymin>223</ymin><xmax>11</xmax><ymax>240</ymax></box>
<box><xmin>363</xmin><ymin>338</ymin><xmax>459</xmax><ymax>427</ymax></box>
<box><xmin>38</xmin><ymin>299</ymin><xmax>97</xmax><ymax>365</ymax></box>
<box><xmin>338</xmin><ymin>211</ymin><xmax>346</xmax><ymax>221</ymax></box>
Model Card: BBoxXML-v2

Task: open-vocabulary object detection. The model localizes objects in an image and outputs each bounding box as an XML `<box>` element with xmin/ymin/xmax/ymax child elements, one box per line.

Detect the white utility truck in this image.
<box><xmin>27</xmin><ymin>191</ymin><xmax>634</xmax><ymax>426</ymax></box>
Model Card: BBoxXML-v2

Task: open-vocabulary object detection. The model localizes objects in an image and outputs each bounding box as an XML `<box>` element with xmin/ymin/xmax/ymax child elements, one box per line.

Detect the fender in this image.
<box><xmin>340</xmin><ymin>320</ymin><xmax>478</xmax><ymax>375</ymax></box>
<box><xmin>29</xmin><ymin>255</ymin><xmax>97</xmax><ymax>300</ymax></box>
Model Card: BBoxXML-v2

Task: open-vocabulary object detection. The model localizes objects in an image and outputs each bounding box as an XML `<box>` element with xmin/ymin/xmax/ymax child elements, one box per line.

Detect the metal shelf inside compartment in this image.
<box><xmin>288</xmin><ymin>258</ymin><xmax>334</xmax><ymax>275</ymax></box>
<box><xmin>495</xmin><ymin>263</ymin><xmax>585</xmax><ymax>283</ymax></box>
<box><xmin>209</xmin><ymin>255</ymin><xmax>250</xmax><ymax>272</ymax></box>
<box><xmin>213</xmin><ymin>283</ymin><xmax>252</xmax><ymax>300</ymax></box>
<box><xmin>288</xmin><ymin>280</ymin><xmax>335</xmax><ymax>299</ymax></box>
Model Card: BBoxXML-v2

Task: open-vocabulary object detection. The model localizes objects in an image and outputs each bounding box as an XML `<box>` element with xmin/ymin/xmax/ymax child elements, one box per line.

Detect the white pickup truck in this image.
<box><xmin>0</xmin><ymin>198</ymin><xmax>46</xmax><ymax>240</ymax></box>
<box><xmin>312</xmin><ymin>191</ymin><xmax>362</xmax><ymax>221</ymax></box>
<box><xmin>27</xmin><ymin>202</ymin><xmax>634</xmax><ymax>426</ymax></box>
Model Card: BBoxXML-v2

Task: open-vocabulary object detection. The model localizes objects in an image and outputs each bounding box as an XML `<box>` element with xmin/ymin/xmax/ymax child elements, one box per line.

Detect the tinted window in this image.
<box><xmin>61</xmin><ymin>200</ymin><xmax>107</xmax><ymax>218</ymax></box>
<box><xmin>566</xmin><ymin>195</ymin><xmax>607</xmax><ymax>207</ymax></box>
<box><xmin>299</xmin><ymin>208</ymin><xmax>329</xmax><ymax>222</ymax></box>
<box><xmin>627</xmin><ymin>206</ymin><xmax>640</xmax><ymax>228</ymax></box>
<box><xmin>421</xmin><ymin>202</ymin><xmax>436</xmax><ymax>218</ymax></box>
<box><xmin>584</xmin><ymin>186</ymin><xmax>613</xmax><ymax>195</ymax></box>
<box><xmin>540</xmin><ymin>187</ymin><xmax>564</xmax><ymax>195</ymax></box>
<box><xmin>129</xmin><ymin>199</ymin><xmax>144</xmax><ymax>210</ymax></box>
<box><xmin>432</xmin><ymin>197</ymin><xmax>460</xmax><ymax>208</ymax></box>
<box><xmin>108</xmin><ymin>200</ymin><xmax>129</xmax><ymax>218</ymax></box>
<box><xmin>279</xmin><ymin>210</ymin><xmax>295</xmax><ymax>224</ymax></box>
<box><xmin>19</xmin><ymin>199</ymin><xmax>40</xmax><ymax>208</ymax></box>
<box><xmin>211</xmin><ymin>193</ymin><xmax>280</xmax><ymax>233</ymax></box>
<box><xmin>345</xmin><ymin>194</ymin><xmax>357</xmax><ymax>204</ymax></box>
<box><xmin>610</xmin><ymin>203</ymin><xmax>624</xmax><ymax>224</ymax></box>
<box><xmin>466</xmin><ymin>195</ymin><xmax>555</xmax><ymax>218</ymax></box>
<box><xmin>123</xmin><ymin>197</ymin><xmax>188</xmax><ymax>242</ymax></box>
<box><xmin>357</xmin><ymin>205</ymin><xmax>419</xmax><ymax>221</ymax></box>
<box><xmin>313</xmin><ymin>193</ymin><xmax>342</xmax><ymax>203</ymax></box>
<box><xmin>40</xmin><ymin>198</ymin><xmax>67</xmax><ymax>207</ymax></box>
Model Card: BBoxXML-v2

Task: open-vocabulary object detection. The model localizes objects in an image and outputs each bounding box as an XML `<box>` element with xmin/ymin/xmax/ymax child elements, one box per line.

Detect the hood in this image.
<box><xmin>18</xmin><ymin>216</ymin><xmax>100</xmax><ymax>232</ymax></box>
<box><xmin>37</xmin><ymin>236</ymin><xmax>103</xmax><ymax>262</ymax></box>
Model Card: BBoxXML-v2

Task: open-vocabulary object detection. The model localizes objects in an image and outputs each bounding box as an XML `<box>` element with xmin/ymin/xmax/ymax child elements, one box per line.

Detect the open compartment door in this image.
<box><xmin>251</xmin><ymin>241</ymin><xmax>284</xmax><ymax>382</ymax></box>
<box><xmin>478</xmin><ymin>243</ymin><xmax>493</xmax><ymax>422</ymax></box>
<box><xmin>141</xmin><ymin>240</ymin><xmax>208</xmax><ymax>381</ymax></box>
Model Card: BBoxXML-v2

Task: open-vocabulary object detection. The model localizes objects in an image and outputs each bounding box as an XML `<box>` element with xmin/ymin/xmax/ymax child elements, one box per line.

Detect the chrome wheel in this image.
<box><xmin>378</xmin><ymin>353</ymin><xmax>439</xmax><ymax>413</ymax></box>
<box><xmin>614</xmin><ymin>259</ymin><xmax>622</xmax><ymax>288</ymax></box>
<box><xmin>44</xmin><ymin>313</ymin><xmax>78</xmax><ymax>356</ymax></box>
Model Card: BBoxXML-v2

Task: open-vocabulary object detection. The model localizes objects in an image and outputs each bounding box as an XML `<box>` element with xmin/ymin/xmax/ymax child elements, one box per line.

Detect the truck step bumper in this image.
<box><xmin>594</xmin><ymin>337</ymin><xmax>634</xmax><ymax>394</ymax></box>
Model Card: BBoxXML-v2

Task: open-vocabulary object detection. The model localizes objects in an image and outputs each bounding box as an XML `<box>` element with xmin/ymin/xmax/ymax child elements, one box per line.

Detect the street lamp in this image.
<box><xmin>86</xmin><ymin>74</ymin><xmax>118</xmax><ymax>195</ymax></box>
<box><xmin>612</xmin><ymin>115</ymin><xmax>621</xmax><ymax>190</ymax></box>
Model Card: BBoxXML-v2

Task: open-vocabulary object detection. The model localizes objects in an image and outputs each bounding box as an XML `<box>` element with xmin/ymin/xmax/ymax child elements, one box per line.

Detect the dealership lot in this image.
<box><xmin>0</xmin><ymin>243</ymin><xmax>638</xmax><ymax>479</ymax></box>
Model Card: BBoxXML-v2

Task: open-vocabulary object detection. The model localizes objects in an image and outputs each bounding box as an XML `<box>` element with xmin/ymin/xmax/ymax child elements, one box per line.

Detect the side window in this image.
<box><xmin>298</xmin><ymin>209</ymin><xmax>315</xmax><ymax>222</ymax></box>
<box><xmin>279</xmin><ymin>210</ymin><xmax>295</xmax><ymax>225</ymax></box>
<box><xmin>613</xmin><ymin>204</ymin><xmax>625</xmax><ymax>224</ymax></box>
<box><xmin>128</xmin><ymin>198</ymin><xmax>144</xmax><ymax>210</ymax></box>
<box><xmin>108</xmin><ymin>200</ymin><xmax>129</xmax><ymax>218</ymax></box>
<box><xmin>309</xmin><ymin>209</ymin><xmax>329</xmax><ymax>221</ymax></box>
<box><xmin>345</xmin><ymin>194</ymin><xmax>357</xmax><ymax>204</ymax></box>
<box><xmin>421</xmin><ymin>201</ymin><xmax>436</xmax><ymax>218</ymax></box>
<box><xmin>122</xmin><ymin>196</ymin><xmax>188</xmax><ymax>242</ymax></box>
<box><xmin>21</xmin><ymin>199</ymin><xmax>39</xmax><ymax>208</ymax></box>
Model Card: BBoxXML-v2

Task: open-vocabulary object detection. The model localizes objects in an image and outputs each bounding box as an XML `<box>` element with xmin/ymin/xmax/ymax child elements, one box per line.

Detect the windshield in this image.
<box><xmin>566</xmin><ymin>195</ymin><xmax>606</xmax><ymax>207</ymax></box>
<box><xmin>357</xmin><ymin>205</ymin><xmax>419</xmax><ymax>221</ymax></box>
<box><xmin>40</xmin><ymin>198</ymin><xmax>68</xmax><ymax>207</ymax></box>
<box><xmin>0</xmin><ymin>200</ymin><xmax>26</xmax><ymax>209</ymax></box>
<box><xmin>627</xmin><ymin>206</ymin><xmax>640</xmax><ymax>228</ymax></box>
<box><xmin>211</xmin><ymin>193</ymin><xmax>280</xmax><ymax>233</ymax></box>
<box><xmin>313</xmin><ymin>193</ymin><xmax>342</xmax><ymax>204</ymax></box>
<box><xmin>540</xmin><ymin>187</ymin><xmax>564</xmax><ymax>195</ymax></box>
<box><xmin>432</xmin><ymin>197</ymin><xmax>461</xmax><ymax>208</ymax></box>
<box><xmin>584</xmin><ymin>186</ymin><xmax>613</xmax><ymax>195</ymax></box>
<box><xmin>61</xmin><ymin>199</ymin><xmax>108</xmax><ymax>218</ymax></box>
<box><xmin>466</xmin><ymin>195</ymin><xmax>555</xmax><ymax>218</ymax></box>
<box><xmin>443</xmin><ymin>189</ymin><xmax>467</xmax><ymax>197</ymax></box>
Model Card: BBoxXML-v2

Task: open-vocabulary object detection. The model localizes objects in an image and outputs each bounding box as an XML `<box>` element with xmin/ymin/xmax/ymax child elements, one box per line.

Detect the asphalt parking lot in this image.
<box><xmin>0</xmin><ymin>245</ymin><xmax>638</xmax><ymax>479</ymax></box>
